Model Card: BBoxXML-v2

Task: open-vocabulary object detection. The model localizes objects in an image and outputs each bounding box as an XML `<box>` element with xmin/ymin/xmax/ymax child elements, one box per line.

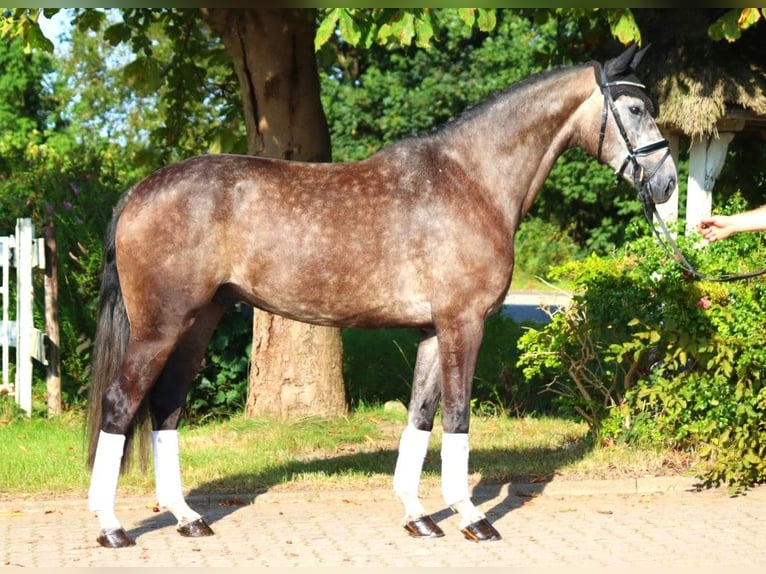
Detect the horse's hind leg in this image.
<box><xmin>89</xmin><ymin>336</ymin><xmax>179</xmax><ymax>548</ymax></box>
<box><xmin>150</xmin><ymin>303</ymin><xmax>225</xmax><ymax>537</ymax></box>
<box><xmin>393</xmin><ymin>331</ymin><xmax>445</xmax><ymax>538</ymax></box>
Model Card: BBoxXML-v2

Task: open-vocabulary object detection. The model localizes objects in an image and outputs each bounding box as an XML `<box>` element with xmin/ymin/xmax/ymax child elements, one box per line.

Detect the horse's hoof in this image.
<box><xmin>404</xmin><ymin>515</ymin><xmax>445</xmax><ymax>539</ymax></box>
<box><xmin>177</xmin><ymin>517</ymin><xmax>215</xmax><ymax>537</ymax></box>
<box><xmin>461</xmin><ymin>518</ymin><xmax>502</xmax><ymax>542</ymax></box>
<box><xmin>96</xmin><ymin>528</ymin><xmax>136</xmax><ymax>548</ymax></box>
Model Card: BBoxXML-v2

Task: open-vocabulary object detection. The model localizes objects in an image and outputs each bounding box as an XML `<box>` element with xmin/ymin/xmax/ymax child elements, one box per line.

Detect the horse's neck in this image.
<box><xmin>443</xmin><ymin>66</ymin><xmax>595</xmax><ymax>227</ymax></box>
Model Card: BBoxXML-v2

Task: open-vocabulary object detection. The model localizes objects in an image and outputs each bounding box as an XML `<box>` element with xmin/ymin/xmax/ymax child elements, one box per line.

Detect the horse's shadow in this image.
<box><xmin>128</xmin><ymin>441</ymin><xmax>591</xmax><ymax>541</ymax></box>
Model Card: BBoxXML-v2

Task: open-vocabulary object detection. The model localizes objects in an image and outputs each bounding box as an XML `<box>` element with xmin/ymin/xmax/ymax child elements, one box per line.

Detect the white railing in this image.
<box><xmin>1</xmin><ymin>219</ymin><xmax>47</xmax><ymax>414</ymax></box>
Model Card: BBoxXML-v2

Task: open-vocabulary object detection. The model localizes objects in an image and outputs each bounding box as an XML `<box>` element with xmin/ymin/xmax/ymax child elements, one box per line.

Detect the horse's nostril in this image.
<box><xmin>666</xmin><ymin>178</ymin><xmax>677</xmax><ymax>196</ymax></box>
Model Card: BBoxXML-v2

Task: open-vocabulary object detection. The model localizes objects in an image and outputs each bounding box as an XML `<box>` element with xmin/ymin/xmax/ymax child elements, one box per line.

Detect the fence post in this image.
<box><xmin>1</xmin><ymin>237</ymin><xmax>10</xmax><ymax>393</ymax></box>
<box><xmin>44</xmin><ymin>225</ymin><xmax>61</xmax><ymax>416</ymax></box>
<box><xmin>15</xmin><ymin>218</ymin><xmax>34</xmax><ymax>415</ymax></box>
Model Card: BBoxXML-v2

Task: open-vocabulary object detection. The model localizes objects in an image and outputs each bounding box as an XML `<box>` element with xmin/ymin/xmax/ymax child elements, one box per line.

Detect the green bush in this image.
<box><xmin>473</xmin><ymin>312</ymin><xmax>553</xmax><ymax>416</ymax></box>
<box><xmin>518</xmin><ymin>195</ymin><xmax>766</xmax><ymax>491</ymax></box>
<box><xmin>342</xmin><ymin>327</ymin><xmax>420</xmax><ymax>408</ymax></box>
<box><xmin>185</xmin><ymin>305</ymin><xmax>253</xmax><ymax>423</ymax></box>
<box><xmin>342</xmin><ymin>313</ymin><xmax>549</xmax><ymax>416</ymax></box>
<box><xmin>514</xmin><ymin>216</ymin><xmax>584</xmax><ymax>281</ymax></box>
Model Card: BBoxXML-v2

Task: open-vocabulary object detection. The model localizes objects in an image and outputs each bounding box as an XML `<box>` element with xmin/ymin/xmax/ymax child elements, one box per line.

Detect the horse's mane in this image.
<box><xmin>387</xmin><ymin>61</ymin><xmax>595</xmax><ymax>151</ymax></box>
<box><xmin>441</xmin><ymin>62</ymin><xmax>595</xmax><ymax>133</ymax></box>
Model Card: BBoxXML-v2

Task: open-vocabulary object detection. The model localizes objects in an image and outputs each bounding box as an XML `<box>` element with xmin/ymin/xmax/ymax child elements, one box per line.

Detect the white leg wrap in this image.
<box><xmin>451</xmin><ymin>499</ymin><xmax>486</xmax><ymax>529</ymax></box>
<box><xmin>88</xmin><ymin>431</ymin><xmax>125</xmax><ymax>531</ymax></box>
<box><xmin>440</xmin><ymin>432</ymin><xmax>470</xmax><ymax>506</ymax></box>
<box><xmin>393</xmin><ymin>425</ymin><xmax>431</xmax><ymax>519</ymax></box>
<box><xmin>441</xmin><ymin>432</ymin><xmax>485</xmax><ymax>528</ymax></box>
<box><xmin>152</xmin><ymin>430</ymin><xmax>200</xmax><ymax>526</ymax></box>
<box><xmin>152</xmin><ymin>430</ymin><xmax>183</xmax><ymax>506</ymax></box>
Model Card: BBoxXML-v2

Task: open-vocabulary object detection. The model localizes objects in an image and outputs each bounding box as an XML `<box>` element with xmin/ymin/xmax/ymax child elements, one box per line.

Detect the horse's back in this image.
<box><xmin>113</xmin><ymin>154</ymin><xmax>432</xmax><ymax>326</ymax></box>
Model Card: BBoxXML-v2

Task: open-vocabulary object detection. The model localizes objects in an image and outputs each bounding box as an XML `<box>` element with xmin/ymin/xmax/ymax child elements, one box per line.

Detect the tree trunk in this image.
<box><xmin>202</xmin><ymin>8</ymin><xmax>346</xmax><ymax>417</ymax></box>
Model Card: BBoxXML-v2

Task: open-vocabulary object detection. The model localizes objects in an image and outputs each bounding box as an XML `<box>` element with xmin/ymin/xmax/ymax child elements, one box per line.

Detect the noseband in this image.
<box><xmin>596</xmin><ymin>64</ymin><xmax>671</xmax><ymax>205</ymax></box>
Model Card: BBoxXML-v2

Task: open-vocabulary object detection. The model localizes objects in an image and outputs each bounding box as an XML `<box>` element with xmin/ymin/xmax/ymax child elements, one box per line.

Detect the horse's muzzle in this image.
<box><xmin>636</xmin><ymin>145</ymin><xmax>676</xmax><ymax>206</ymax></box>
<box><xmin>638</xmin><ymin>176</ymin><xmax>675</xmax><ymax>207</ymax></box>
<box><xmin>653</xmin><ymin>175</ymin><xmax>677</xmax><ymax>205</ymax></box>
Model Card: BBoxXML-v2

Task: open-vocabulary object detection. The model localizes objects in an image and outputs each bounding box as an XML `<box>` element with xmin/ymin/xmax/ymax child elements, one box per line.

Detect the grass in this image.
<box><xmin>0</xmin><ymin>404</ymin><xmax>697</xmax><ymax>501</ymax></box>
<box><xmin>508</xmin><ymin>269</ymin><xmax>568</xmax><ymax>292</ymax></box>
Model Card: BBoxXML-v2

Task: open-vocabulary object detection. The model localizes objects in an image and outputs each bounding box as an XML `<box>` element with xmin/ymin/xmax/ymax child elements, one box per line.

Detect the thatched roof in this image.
<box><xmin>632</xmin><ymin>9</ymin><xmax>766</xmax><ymax>139</ymax></box>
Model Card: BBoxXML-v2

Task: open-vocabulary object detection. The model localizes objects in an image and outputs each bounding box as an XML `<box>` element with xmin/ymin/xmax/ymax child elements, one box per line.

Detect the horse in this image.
<box><xmin>85</xmin><ymin>43</ymin><xmax>676</xmax><ymax>548</ymax></box>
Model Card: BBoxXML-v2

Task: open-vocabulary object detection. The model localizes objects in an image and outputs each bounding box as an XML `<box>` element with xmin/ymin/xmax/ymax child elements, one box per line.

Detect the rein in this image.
<box><xmin>642</xmin><ymin>200</ymin><xmax>766</xmax><ymax>282</ymax></box>
<box><xmin>596</xmin><ymin>63</ymin><xmax>766</xmax><ymax>282</ymax></box>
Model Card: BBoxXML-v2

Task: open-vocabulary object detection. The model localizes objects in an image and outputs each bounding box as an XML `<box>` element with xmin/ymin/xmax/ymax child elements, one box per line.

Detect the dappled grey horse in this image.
<box><xmin>86</xmin><ymin>43</ymin><xmax>676</xmax><ymax>548</ymax></box>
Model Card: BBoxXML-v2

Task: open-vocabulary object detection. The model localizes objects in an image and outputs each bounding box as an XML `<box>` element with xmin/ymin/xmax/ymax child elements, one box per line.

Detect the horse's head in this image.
<box><xmin>593</xmin><ymin>44</ymin><xmax>677</xmax><ymax>206</ymax></box>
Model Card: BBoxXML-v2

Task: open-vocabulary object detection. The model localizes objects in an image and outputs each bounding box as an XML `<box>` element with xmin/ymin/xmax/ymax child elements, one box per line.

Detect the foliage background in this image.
<box><xmin>1</xmin><ymin>10</ymin><xmax>765</xmax><ymax>492</ymax></box>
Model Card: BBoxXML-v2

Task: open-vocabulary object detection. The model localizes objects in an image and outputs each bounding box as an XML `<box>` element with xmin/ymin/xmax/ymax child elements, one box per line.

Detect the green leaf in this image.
<box><xmin>338</xmin><ymin>9</ymin><xmax>361</xmax><ymax>47</ymax></box>
<box><xmin>393</xmin><ymin>11</ymin><xmax>416</xmax><ymax>45</ymax></box>
<box><xmin>24</xmin><ymin>22</ymin><xmax>54</xmax><ymax>53</ymax></box>
<box><xmin>376</xmin><ymin>11</ymin><xmax>416</xmax><ymax>46</ymax></box>
<box><xmin>744</xmin><ymin>451</ymin><xmax>762</xmax><ymax>466</ymax></box>
<box><xmin>708</xmin><ymin>9</ymin><xmax>743</xmax><ymax>42</ymax></box>
<box><xmin>74</xmin><ymin>9</ymin><xmax>105</xmax><ymax>33</ymax></box>
<box><xmin>414</xmin><ymin>10</ymin><xmax>434</xmax><ymax>49</ymax></box>
<box><xmin>314</xmin><ymin>8</ymin><xmax>340</xmax><ymax>51</ymax></box>
<box><xmin>103</xmin><ymin>22</ymin><xmax>131</xmax><ymax>47</ymax></box>
<box><xmin>122</xmin><ymin>56</ymin><xmax>163</xmax><ymax>95</ymax></box>
<box><xmin>737</xmin><ymin>8</ymin><xmax>762</xmax><ymax>30</ymax></box>
<box><xmin>607</xmin><ymin>9</ymin><xmax>641</xmax><ymax>45</ymax></box>
<box><xmin>476</xmin><ymin>9</ymin><xmax>497</xmax><ymax>32</ymax></box>
<box><xmin>458</xmin><ymin>8</ymin><xmax>476</xmax><ymax>27</ymax></box>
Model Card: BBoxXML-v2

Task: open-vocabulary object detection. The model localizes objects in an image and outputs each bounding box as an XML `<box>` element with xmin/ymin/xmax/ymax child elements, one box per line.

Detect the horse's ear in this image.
<box><xmin>604</xmin><ymin>43</ymin><xmax>644</xmax><ymax>79</ymax></box>
<box><xmin>629</xmin><ymin>43</ymin><xmax>651</xmax><ymax>72</ymax></box>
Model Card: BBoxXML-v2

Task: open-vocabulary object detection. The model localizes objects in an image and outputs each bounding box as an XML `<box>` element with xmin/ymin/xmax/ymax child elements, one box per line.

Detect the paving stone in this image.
<box><xmin>2</xmin><ymin>478</ymin><xmax>765</xmax><ymax>567</ymax></box>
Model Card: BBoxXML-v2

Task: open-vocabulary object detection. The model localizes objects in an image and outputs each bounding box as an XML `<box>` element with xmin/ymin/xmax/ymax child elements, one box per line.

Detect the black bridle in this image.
<box><xmin>596</xmin><ymin>64</ymin><xmax>671</xmax><ymax>204</ymax></box>
<box><xmin>597</xmin><ymin>64</ymin><xmax>766</xmax><ymax>283</ymax></box>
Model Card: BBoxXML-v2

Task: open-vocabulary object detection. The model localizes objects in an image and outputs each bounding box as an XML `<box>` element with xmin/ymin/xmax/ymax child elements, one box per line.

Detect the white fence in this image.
<box><xmin>0</xmin><ymin>218</ymin><xmax>47</xmax><ymax>414</ymax></box>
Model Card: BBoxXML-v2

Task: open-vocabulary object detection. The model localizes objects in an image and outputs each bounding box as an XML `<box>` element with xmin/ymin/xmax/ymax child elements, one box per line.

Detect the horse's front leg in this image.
<box><xmin>437</xmin><ymin>313</ymin><xmax>502</xmax><ymax>542</ymax></box>
<box><xmin>393</xmin><ymin>332</ymin><xmax>445</xmax><ymax>538</ymax></box>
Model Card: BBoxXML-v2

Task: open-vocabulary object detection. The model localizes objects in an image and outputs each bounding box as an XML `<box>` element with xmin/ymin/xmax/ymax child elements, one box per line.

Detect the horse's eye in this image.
<box><xmin>629</xmin><ymin>105</ymin><xmax>642</xmax><ymax>116</ymax></box>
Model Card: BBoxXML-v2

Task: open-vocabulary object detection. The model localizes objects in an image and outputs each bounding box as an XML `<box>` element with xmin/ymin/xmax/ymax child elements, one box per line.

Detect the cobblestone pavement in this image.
<box><xmin>3</xmin><ymin>476</ymin><xmax>766</xmax><ymax>568</ymax></box>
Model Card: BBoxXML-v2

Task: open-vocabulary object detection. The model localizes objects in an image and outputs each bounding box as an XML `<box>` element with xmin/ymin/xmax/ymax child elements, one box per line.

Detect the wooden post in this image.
<box><xmin>44</xmin><ymin>225</ymin><xmax>61</xmax><ymax>416</ymax></box>
<box><xmin>685</xmin><ymin>133</ymin><xmax>735</xmax><ymax>235</ymax></box>
<box><xmin>654</xmin><ymin>133</ymin><xmax>680</xmax><ymax>235</ymax></box>
<box><xmin>0</xmin><ymin>237</ymin><xmax>10</xmax><ymax>393</ymax></box>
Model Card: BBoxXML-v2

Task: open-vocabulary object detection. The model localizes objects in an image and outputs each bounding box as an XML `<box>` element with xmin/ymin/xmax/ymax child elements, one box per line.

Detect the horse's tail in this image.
<box><xmin>86</xmin><ymin>193</ymin><xmax>151</xmax><ymax>474</ymax></box>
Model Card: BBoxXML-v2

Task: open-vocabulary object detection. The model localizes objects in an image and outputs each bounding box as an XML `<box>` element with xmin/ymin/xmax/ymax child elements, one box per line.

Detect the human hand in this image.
<box><xmin>698</xmin><ymin>215</ymin><xmax>735</xmax><ymax>242</ymax></box>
